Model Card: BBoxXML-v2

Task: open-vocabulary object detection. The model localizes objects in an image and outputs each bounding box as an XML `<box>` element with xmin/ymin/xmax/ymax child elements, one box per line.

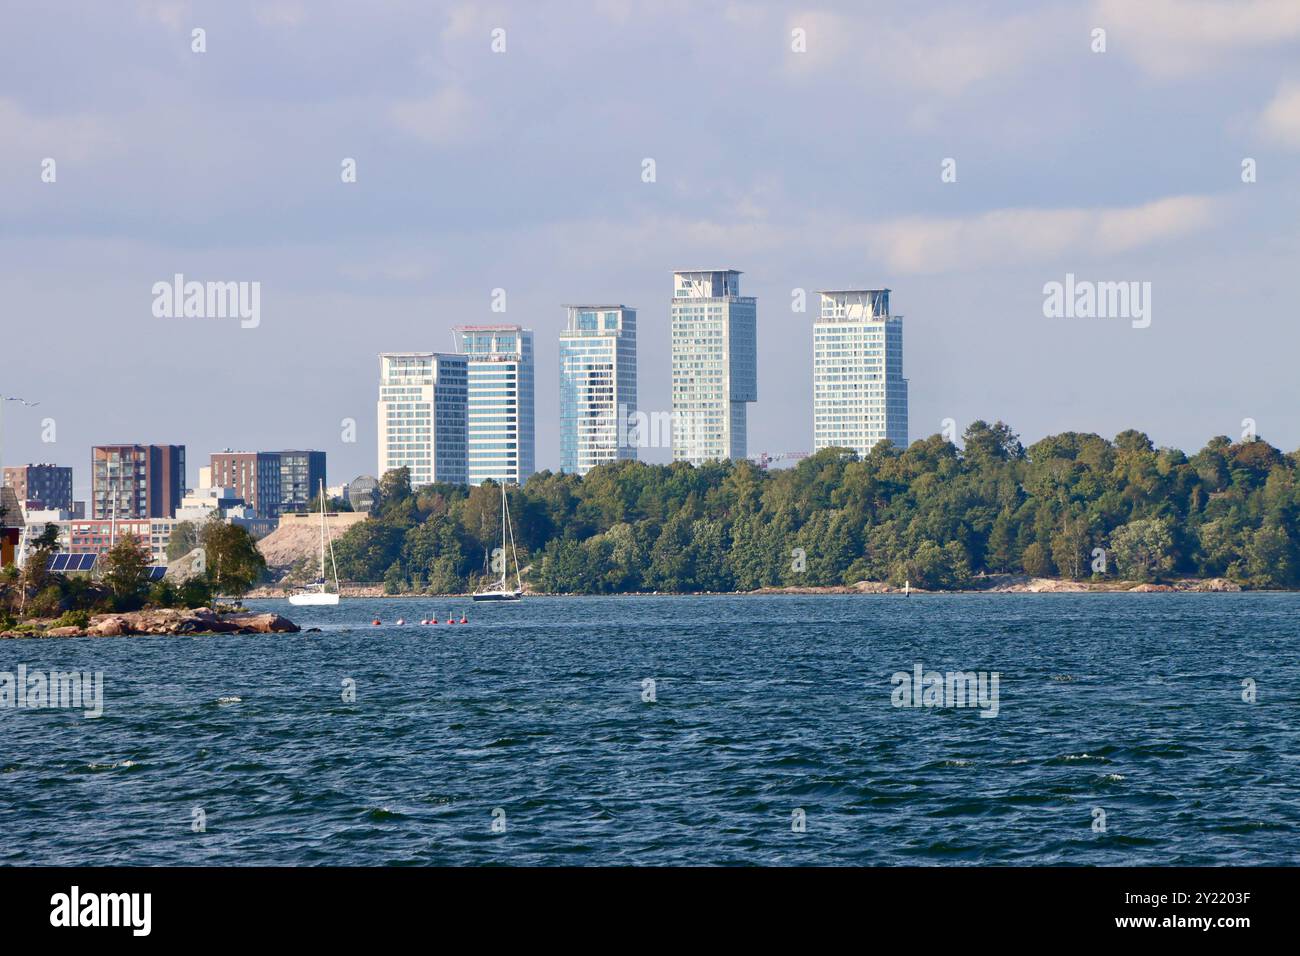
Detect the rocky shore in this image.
<box><xmin>0</xmin><ymin>608</ymin><xmax>300</xmax><ymax>639</ymax></box>
<box><xmin>246</xmin><ymin>576</ymin><xmax>1250</xmax><ymax>598</ymax></box>
<box><xmin>748</xmin><ymin>575</ymin><xmax>1243</xmax><ymax>595</ymax></box>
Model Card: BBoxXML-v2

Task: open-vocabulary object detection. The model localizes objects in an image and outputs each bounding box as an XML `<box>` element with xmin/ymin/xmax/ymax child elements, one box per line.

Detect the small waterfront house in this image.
<box><xmin>0</xmin><ymin>486</ymin><xmax>24</xmax><ymax>567</ymax></box>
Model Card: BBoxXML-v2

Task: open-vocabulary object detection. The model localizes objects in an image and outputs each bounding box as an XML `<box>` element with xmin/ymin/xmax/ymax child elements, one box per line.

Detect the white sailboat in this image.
<box><xmin>472</xmin><ymin>482</ymin><xmax>522</xmax><ymax>602</ymax></box>
<box><xmin>289</xmin><ymin>480</ymin><xmax>341</xmax><ymax>606</ymax></box>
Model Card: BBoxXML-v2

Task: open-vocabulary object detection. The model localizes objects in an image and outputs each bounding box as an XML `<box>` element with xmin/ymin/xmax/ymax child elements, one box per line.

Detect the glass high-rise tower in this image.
<box><xmin>454</xmin><ymin>325</ymin><xmax>535</xmax><ymax>486</ymax></box>
<box><xmin>669</xmin><ymin>269</ymin><xmax>757</xmax><ymax>465</ymax></box>
<box><xmin>377</xmin><ymin>352</ymin><xmax>469</xmax><ymax>487</ymax></box>
<box><xmin>812</xmin><ymin>289</ymin><xmax>908</xmax><ymax>455</ymax></box>
<box><xmin>559</xmin><ymin>305</ymin><xmax>637</xmax><ymax>476</ymax></box>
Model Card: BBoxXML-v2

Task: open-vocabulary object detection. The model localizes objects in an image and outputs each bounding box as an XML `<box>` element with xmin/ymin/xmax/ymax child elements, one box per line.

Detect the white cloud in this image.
<box><xmin>440</xmin><ymin>2</ymin><xmax>511</xmax><ymax>44</ymax></box>
<box><xmin>783</xmin><ymin>7</ymin><xmax>1061</xmax><ymax>98</ymax></box>
<box><xmin>254</xmin><ymin>2</ymin><xmax>308</xmax><ymax>27</ymax></box>
<box><xmin>863</xmin><ymin>195</ymin><xmax>1219</xmax><ymax>274</ymax></box>
<box><xmin>1259</xmin><ymin>81</ymin><xmax>1300</xmax><ymax>148</ymax></box>
<box><xmin>0</xmin><ymin>97</ymin><xmax>124</xmax><ymax>162</ymax></box>
<box><xmin>134</xmin><ymin>0</ymin><xmax>191</xmax><ymax>30</ymax></box>
<box><xmin>1092</xmin><ymin>0</ymin><xmax>1300</xmax><ymax>76</ymax></box>
<box><xmin>387</xmin><ymin>88</ymin><xmax>475</xmax><ymax>146</ymax></box>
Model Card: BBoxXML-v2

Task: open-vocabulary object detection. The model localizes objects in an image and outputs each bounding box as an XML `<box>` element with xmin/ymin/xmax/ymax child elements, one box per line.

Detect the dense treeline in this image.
<box><xmin>330</xmin><ymin>422</ymin><xmax>1300</xmax><ymax>593</ymax></box>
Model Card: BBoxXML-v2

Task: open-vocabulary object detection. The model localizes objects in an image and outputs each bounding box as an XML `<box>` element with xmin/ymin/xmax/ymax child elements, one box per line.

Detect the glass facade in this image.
<box><xmin>378</xmin><ymin>353</ymin><xmax>468</xmax><ymax>487</ymax></box>
<box><xmin>91</xmin><ymin>444</ymin><xmax>185</xmax><ymax>519</ymax></box>
<box><xmin>1</xmin><ymin>464</ymin><xmax>73</xmax><ymax>511</ymax></box>
<box><xmin>278</xmin><ymin>450</ymin><xmax>326</xmax><ymax>512</ymax></box>
<box><xmin>670</xmin><ymin>270</ymin><xmax>756</xmax><ymax>464</ymax></box>
<box><xmin>559</xmin><ymin>306</ymin><xmax>637</xmax><ymax>475</ymax></box>
<box><xmin>454</xmin><ymin>327</ymin><xmax>535</xmax><ymax>486</ymax></box>
<box><xmin>812</xmin><ymin>290</ymin><xmax>908</xmax><ymax>455</ymax></box>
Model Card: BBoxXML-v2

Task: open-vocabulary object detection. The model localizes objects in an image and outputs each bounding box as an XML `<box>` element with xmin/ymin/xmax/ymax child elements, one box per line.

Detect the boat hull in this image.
<box><xmin>289</xmin><ymin>592</ymin><xmax>340</xmax><ymax>606</ymax></box>
<box><xmin>471</xmin><ymin>590</ymin><xmax>521</xmax><ymax>602</ymax></box>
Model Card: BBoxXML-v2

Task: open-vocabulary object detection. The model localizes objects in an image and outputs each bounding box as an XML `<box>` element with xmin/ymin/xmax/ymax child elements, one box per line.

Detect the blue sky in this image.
<box><xmin>3</xmin><ymin>0</ymin><xmax>1299</xmax><ymax>497</ymax></box>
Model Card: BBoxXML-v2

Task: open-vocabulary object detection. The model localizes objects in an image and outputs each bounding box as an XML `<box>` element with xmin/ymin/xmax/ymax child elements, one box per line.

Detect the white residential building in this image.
<box><xmin>559</xmin><ymin>305</ymin><xmax>637</xmax><ymax>475</ymax></box>
<box><xmin>173</xmin><ymin>485</ymin><xmax>251</xmax><ymax>524</ymax></box>
<box><xmin>377</xmin><ymin>352</ymin><xmax>469</xmax><ymax>487</ymax></box>
<box><xmin>813</xmin><ymin>289</ymin><xmax>908</xmax><ymax>455</ymax></box>
<box><xmin>670</xmin><ymin>269</ymin><xmax>757</xmax><ymax>464</ymax></box>
<box><xmin>453</xmin><ymin>326</ymin><xmax>535</xmax><ymax>486</ymax></box>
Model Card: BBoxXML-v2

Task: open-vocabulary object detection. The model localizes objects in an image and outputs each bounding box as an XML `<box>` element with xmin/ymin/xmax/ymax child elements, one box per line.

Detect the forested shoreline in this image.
<box><xmin>315</xmin><ymin>422</ymin><xmax>1300</xmax><ymax>594</ymax></box>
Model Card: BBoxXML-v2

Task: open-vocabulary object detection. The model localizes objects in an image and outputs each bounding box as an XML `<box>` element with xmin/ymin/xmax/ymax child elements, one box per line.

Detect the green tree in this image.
<box><xmin>200</xmin><ymin>522</ymin><xmax>267</xmax><ymax>596</ymax></box>
<box><xmin>985</xmin><ymin>509</ymin><xmax>1016</xmax><ymax>572</ymax></box>
<box><xmin>1109</xmin><ymin>518</ymin><xmax>1174</xmax><ymax>582</ymax></box>
<box><xmin>536</xmin><ymin>538</ymin><xmax>594</xmax><ymax>593</ymax></box>
<box><xmin>1021</xmin><ymin>541</ymin><xmax>1053</xmax><ymax>577</ymax></box>
<box><xmin>99</xmin><ymin>534</ymin><xmax>152</xmax><ymax>607</ymax></box>
<box><xmin>167</xmin><ymin>521</ymin><xmax>200</xmax><ymax>561</ymax></box>
<box><xmin>890</xmin><ymin>540</ymin><xmax>970</xmax><ymax>589</ymax></box>
<box><xmin>645</xmin><ymin>513</ymin><xmax>694</xmax><ymax>592</ymax></box>
<box><xmin>378</xmin><ymin>466</ymin><xmax>413</xmax><ymax>505</ymax></box>
<box><xmin>1050</xmin><ymin>515</ymin><xmax>1090</xmax><ymax>580</ymax></box>
<box><xmin>1245</xmin><ymin>525</ymin><xmax>1297</xmax><ymax>588</ymax></box>
<box><xmin>333</xmin><ymin>521</ymin><xmax>406</xmax><ymax>581</ymax></box>
<box><xmin>460</xmin><ymin>481</ymin><xmax>504</xmax><ymax>572</ymax></box>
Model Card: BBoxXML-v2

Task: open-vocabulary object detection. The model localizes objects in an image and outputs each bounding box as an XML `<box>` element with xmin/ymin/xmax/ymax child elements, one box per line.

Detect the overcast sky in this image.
<box><xmin>3</xmin><ymin>0</ymin><xmax>1299</xmax><ymax>499</ymax></box>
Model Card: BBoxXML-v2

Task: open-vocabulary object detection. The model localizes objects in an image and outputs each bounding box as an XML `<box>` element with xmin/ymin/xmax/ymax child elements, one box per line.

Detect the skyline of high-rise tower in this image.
<box><xmin>669</xmin><ymin>269</ymin><xmax>757</xmax><ymax>465</ymax></box>
<box><xmin>377</xmin><ymin>352</ymin><xmax>469</xmax><ymax>488</ymax></box>
<box><xmin>454</xmin><ymin>325</ymin><xmax>536</xmax><ymax>486</ymax></box>
<box><xmin>813</xmin><ymin>289</ymin><xmax>908</xmax><ymax>456</ymax></box>
<box><xmin>559</xmin><ymin>305</ymin><xmax>637</xmax><ymax>476</ymax></box>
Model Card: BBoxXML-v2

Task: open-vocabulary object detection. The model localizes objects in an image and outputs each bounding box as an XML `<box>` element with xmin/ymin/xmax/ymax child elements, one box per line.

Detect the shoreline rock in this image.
<box><xmin>0</xmin><ymin>607</ymin><xmax>300</xmax><ymax>639</ymax></box>
<box><xmin>184</xmin><ymin>577</ymin><xmax>1257</xmax><ymax>603</ymax></box>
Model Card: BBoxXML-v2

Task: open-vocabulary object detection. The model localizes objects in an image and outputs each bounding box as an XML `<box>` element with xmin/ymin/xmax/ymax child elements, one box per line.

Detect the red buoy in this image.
<box><xmin>459</xmin><ymin>616</ymin><xmax>468</xmax><ymax>624</ymax></box>
<box><xmin>371</xmin><ymin>619</ymin><xmax>381</xmax><ymax>626</ymax></box>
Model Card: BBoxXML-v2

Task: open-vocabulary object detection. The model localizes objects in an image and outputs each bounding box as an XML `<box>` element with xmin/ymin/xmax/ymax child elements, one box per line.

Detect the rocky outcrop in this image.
<box><xmin>1181</xmin><ymin>578</ymin><xmax>1242</xmax><ymax>592</ymax></box>
<box><xmin>990</xmin><ymin>577</ymin><xmax>1092</xmax><ymax>593</ymax></box>
<box><xmin>217</xmin><ymin>611</ymin><xmax>300</xmax><ymax>633</ymax></box>
<box><xmin>0</xmin><ymin>608</ymin><xmax>299</xmax><ymax>639</ymax></box>
<box><xmin>257</xmin><ymin>513</ymin><xmax>367</xmax><ymax>577</ymax></box>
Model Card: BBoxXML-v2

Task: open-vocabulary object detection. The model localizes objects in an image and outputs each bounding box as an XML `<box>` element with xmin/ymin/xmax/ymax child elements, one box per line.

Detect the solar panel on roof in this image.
<box><xmin>46</xmin><ymin>552</ymin><xmax>100</xmax><ymax>572</ymax></box>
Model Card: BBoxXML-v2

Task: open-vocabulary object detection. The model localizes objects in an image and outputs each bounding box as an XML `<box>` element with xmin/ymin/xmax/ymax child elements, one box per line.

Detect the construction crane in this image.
<box><xmin>749</xmin><ymin>451</ymin><xmax>809</xmax><ymax>470</ymax></box>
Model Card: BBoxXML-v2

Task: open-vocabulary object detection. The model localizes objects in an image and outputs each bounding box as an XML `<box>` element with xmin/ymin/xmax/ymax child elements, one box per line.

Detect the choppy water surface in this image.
<box><xmin>2</xmin><ymin>594</ymin><xmax>1297</xmax><ymax>865</ymax></box>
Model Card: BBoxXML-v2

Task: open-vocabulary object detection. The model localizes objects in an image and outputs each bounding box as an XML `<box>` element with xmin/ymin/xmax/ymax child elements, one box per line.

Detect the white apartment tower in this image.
<box><xmin>377</xmin><ymin>352</ymin><xmax>468</xmax><ymax>487</ymax></box>
<box><xmin>669</xmin><ymin>269</ymin><xmax>757</xmax><ymax>464</ymax></box>
<box><xmin>813</xmin><ymin>289</ymin><xmax>908</xmax><ymax>455</ymax></box>
<box><xmin>454</xmin><ymin>325</ymin><xmax>535</xmax><ymax>486</ymax></box>
<box><xmin>559</xmin><ymin>305</ymin><xmax>637</xmax><ymax>476</ymax></box>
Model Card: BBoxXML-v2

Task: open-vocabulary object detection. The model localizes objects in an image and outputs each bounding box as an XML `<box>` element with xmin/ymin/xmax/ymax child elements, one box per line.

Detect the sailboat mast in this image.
<box><xmin>318</xmin><ymin>479</ymin><xmax>326</xmax><ymax>582</ymax></box>
<box><xmin>508</xmin><ymin>494</ymin><xmax>521</xmax><ymax>590</ymax></box>
<box><xmin>499</xmin><ymin>482</ymin><xmax>507</xmax><ymax>586</ymax></box>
